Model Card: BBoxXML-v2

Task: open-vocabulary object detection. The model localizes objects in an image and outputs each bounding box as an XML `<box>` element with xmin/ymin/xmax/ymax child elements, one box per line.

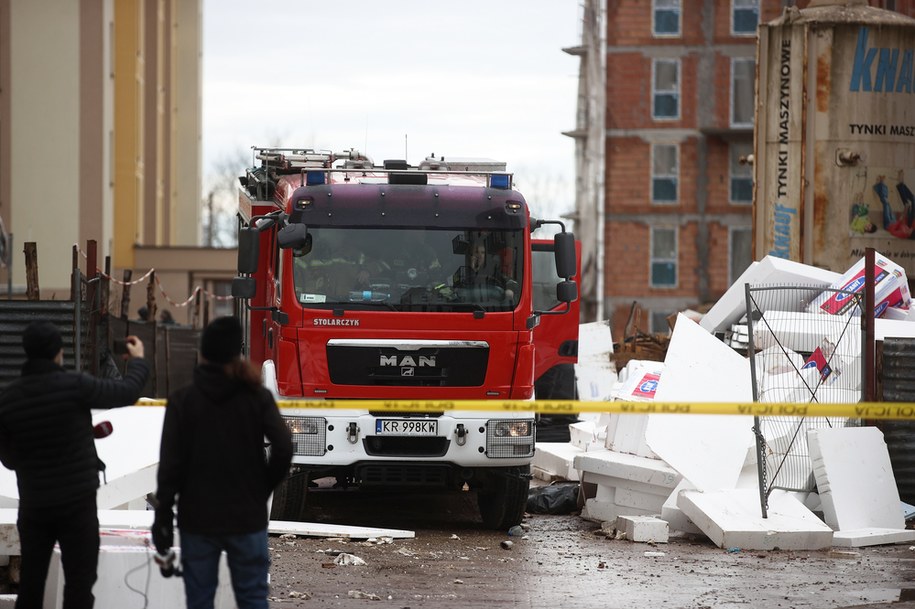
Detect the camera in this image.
<box><xmin>112</xmin><ymin>339</ymin><xmax>129</xmax><ymax>355</ymax></box>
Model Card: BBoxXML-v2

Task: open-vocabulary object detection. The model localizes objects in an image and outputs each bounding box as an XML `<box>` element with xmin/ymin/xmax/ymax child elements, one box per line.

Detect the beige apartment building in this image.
<box><xmin>0</xmin><ymin>0</ymin><xmax>235</xmax><ymax>323</ymax></box>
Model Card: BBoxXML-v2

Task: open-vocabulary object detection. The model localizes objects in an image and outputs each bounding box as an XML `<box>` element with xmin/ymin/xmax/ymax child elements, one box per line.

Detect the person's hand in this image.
<box><xmin>151</xmin><ymin>507</ymin><xmax>174</xmax><ymax>555</ymax></box>
<box><xmin>125</xmin><ymin>335</ymin><xmax>144</xmax><ymax>359</ymax></box>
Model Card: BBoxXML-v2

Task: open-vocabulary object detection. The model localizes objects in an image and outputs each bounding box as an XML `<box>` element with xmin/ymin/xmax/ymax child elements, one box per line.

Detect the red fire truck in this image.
<box><xmin>232</xmin><ymin>148</ymin><xmax>578</xmax><ymax>528</ymax></box>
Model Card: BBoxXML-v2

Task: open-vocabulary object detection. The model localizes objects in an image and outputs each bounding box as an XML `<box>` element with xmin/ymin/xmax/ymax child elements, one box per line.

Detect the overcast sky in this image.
<box><xmin>202</xmin><ymin>1</ymin><xmax>581</xmax><ymax>216</ymax></box>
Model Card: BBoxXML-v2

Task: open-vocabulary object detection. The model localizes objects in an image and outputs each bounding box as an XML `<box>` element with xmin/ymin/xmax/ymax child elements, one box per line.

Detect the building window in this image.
<box><xmin>653</xmin><ymin>0</ymin><xmax>680</xmax><ymax>37</ymax></box>
<box><xmin>650</xmin><ymin>227</ymin><xmax>678</xmax><ymax>288</ymax></box>
<box><xmin>733</xmin><ymin>0</ymin><xmax>759</xmax><ymax>36</ymax></box>
<box><xmin>653</xmin><ymin>59</ymin><xmax>680</xmax><ymax>120</ymax></box>
<box><xmin>729</xmin><ymin>142</ymin><xmax>753</xmax><ymax>204</ymax></box>
<box><xmin>652</xmin><ymin>144</ymin><xmax>679</xmax><ymax>204</ymax></box>
<box><xmin>731</xmin><ymin>58</ymin><xmax>755</xmax><ymax>127</ymax></box>
<box><xmin>729</xmin><ymin>227</ymin><xmax>753</xmax><ymax>285</ymax></box>
<box><xmin>650</xmin><ymin>310</ymin><xmax>671</xmax><ymax>334</ymax></box>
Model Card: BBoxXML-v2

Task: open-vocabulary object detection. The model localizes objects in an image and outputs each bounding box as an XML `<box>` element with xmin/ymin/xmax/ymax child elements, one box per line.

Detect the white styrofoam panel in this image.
<box><xmin>569</xmin><ymin>420</ymin><xmax>605</xmax><ymax>451</ymax></box>
<box><xmin>577</xmin><ymin>320</ymin><xmax>614</xmax><ymax>363</ymax></box>
<box><xmin>605</xmin><ymin>414</ymin><xmax>657</xmax><ymax>459</ymax></box>
<box><xmin>699</xmin><ymin>257</ymin><xmax>840</xmax><ymax>335</ymax></box>
<box><xmin>267</xmin><ymin>519</ymin><xmax>414</xmax><ymax>539</ymax></box>
<box><xmin>616</xmin><ymin>515</ymin><xmax>669</xmax><ymax>543</ymax></box>
<box><xmin>831</xmin><ymin>527</ymin><xmax>915</xmax><ymax>547</ymax></box>
<box><xmin>882</xmin><ymin>306</ymin><xmax>911</xmax><ymax>321</ymax></box>
<box><xmin>0</xmin><ymin>406</ymin><xmax>165</xmax><ymax>509</ymax></box>
<box><xmin>655</xmin><ymin>314</ymin><xmax>753</xmax><ymax>403</ymax></box>
<box><xmin>753</xmin><ymin>345</ymin><xmax>805</xmax><ymax>377</ymax></box>
<box><xmin>0</xmin><ymin>507</ymin><xmax>414</xmax><ymax>558</ymax></box>
<box><xmin>44</xmin><ymin>545</ymin><xmax>235</xmax><ymax>609</ymax></box>
<box><xmin>93</xmin><ymin>406</ymin><xmax>165</xmax><ymax>478</ymax></box>
<box><xmin>532</xmin><ymin>443</ymin><xmax>582</xmax><ymax>481</ymax></box>
<box><xmin>753</xmin><ymin>311</ymin><xmax>855</xmax><ymax>354</ymax></box>
<box><xmin>0</xmin><ymin>468</ymin><xmax>16</xmax><ymax>506</ymax></box>
<box><xmin>575</xmin><ymin>450</ymin><xmax>679</xmax><ymax>489</ymax></box>
<box><xmin>615</xmin><ymin>487</ymin><xmax>667</xmax><ymax>512</ymax></box>
<box><xmin>582</xmin><ymin>496</ymin><xmax>664</xmax><ymax>523</ymax></box>
<box><xmin>575</xmin><ymin>362</ymin><xmax>618</xmax><ymax>401</ymax></box>
<box><xmin>646</xmin><ymin>315</ymin><xmax>754</xmax><ymax>492</ymax></box>
<box><xmin>808</xmin><ymin>427</ymin><xmax>905</xmax><ymax>532</ymax></box>
<box><xmin>875</xmin><ymin>317</ymin><xmax>915</xmax><ymax>340</ymax></box>
<box><xmin>582</xmin><ymin>498</ymin><xmax>625</xmax><ymax>523</ymax></box>
<box><xmin>96</xmin><ymin>465</ymin><xmax>158</xmax><ymax>510</ymax></box>
<box><xmin>661</xmin><ymin>480</ymin><xmax>704</xmax><ymax>535</ymax></box>
<box><xmin>677</xmin><ymin>489</ymin><xmax>833</xmax><ymax>551</ymax></box>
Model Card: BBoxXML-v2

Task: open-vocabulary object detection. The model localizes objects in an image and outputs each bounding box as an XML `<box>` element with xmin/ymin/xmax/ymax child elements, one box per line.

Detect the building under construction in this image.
<box><xmin>567</xmin><ymin>0</ymin><xmax>915</xmax><ymax>341</ymax></box>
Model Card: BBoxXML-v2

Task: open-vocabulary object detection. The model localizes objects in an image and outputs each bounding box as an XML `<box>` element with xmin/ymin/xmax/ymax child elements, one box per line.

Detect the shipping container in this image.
<box><xmin>754</xmin><ymin>3</ymin><xmax>915</xmax><ymax>274</ymax></box>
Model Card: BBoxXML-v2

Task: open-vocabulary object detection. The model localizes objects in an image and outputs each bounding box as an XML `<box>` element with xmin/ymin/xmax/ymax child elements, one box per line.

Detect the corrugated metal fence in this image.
<box><xmin>879</xmin><ymin>337</ymin><xmax>915</xmax><ymax>505</ymax></box>
<box><xmin>0</xmin><ymin>300</ymin><xmax>82</xmax><ymax>387</ymax></box>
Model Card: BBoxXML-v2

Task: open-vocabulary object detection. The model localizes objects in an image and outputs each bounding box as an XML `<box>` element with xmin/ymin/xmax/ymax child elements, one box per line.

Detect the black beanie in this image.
<box><xmin>200</xmin><ymin>316</ymin><xmax>243</xmax><ymax>364</ymax></box>
<box><xmin>22</xmin><ymin>321</ymin><xmax>63</xmax><ymax>360</ymax></box>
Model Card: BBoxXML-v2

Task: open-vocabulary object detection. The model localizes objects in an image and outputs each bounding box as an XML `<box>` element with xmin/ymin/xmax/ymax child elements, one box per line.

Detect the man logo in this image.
<box><xmin>401</xmin><ymin>367</ymin><xmax>415</xmax><ymax>377</ymax></box>
<box><xmin>379</xmin><ymin>355</ymin><xmax>436</xmax><ymax>367</ymax></box>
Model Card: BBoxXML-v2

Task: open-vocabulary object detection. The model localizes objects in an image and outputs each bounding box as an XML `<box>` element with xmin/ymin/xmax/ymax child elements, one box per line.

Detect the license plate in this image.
<box><xmin>375</xmin><ymin>419</ymin><xmax>438</xmax><ymax>436</ymax></box>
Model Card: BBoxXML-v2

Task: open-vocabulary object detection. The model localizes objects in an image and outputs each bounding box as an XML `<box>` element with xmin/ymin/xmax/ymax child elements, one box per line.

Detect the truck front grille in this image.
<box><xmin>363</xmin><ymin>436</ymin><xmax>450</xmax><ymax>457</ymax></box>
<box><xmin>326</xmin><ymin>340</ymin><xmax>489</xmax><ymax>387</ymax></box>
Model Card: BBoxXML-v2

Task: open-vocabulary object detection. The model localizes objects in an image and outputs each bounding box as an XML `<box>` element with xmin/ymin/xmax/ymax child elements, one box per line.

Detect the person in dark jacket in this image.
<box><xmin>153</xmin><ymin>316</ymin><xmax>292</xmax><ymax>609</ymax></box>
<box><xmin>0</xmin><ymin>321</ymin><xmax>149</xmax><ymax>609</ymax></box>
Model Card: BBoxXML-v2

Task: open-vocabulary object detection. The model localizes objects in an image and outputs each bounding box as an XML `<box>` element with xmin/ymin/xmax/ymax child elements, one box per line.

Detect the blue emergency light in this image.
<box><xmin>306</xmin><ymin>170</ymin><xmax>326</xmax><ymax>186</ymax></box>
<box><xmin>490</xmin><ymin>174</ymin><xmax>511</xmax><ymax>189</ymax></box>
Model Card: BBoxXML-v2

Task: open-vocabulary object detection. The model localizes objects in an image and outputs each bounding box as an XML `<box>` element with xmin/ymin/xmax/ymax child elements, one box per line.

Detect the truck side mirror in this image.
<box><xmin>238</xmin><ymin>227</ymin><xmax>260</xmax><ymax>274</ymax></box>
<box><xmin>231</xmin><ymin>277</ymin><xmax>256</xmax><ymax>299</ymax></box>
<box><xmin>277</xmin><ymin>223</ymin><xmax>309</xmax><ymax>251</ymax></box>
<box><xmin>554</xmin><ymin>232</ymin><xmax>576</xmax><ymax>279</ymax></box>
<box><xmin>556</xmin><ymin>280</ymin><xmax>578</xmax><ymax>304</ymax></box>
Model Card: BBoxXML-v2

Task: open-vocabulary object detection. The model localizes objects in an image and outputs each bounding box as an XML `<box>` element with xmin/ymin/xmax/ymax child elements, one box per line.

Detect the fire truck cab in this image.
<box><xmin>233</xmin><ymin>148</ymin><xmax>578</xmax><ymax>529</ymax></box>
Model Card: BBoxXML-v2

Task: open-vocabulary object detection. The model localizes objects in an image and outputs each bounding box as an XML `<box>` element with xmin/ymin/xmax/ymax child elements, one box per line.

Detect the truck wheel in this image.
<box><xmin>476</xmin><ymin>466</ymin><xmax>530</xmax><ymax>530</ymax></box>
<box><xmin>269</xmin><ymin>472</ymin><xmax>308</xmax><ymax>521</ymax></box>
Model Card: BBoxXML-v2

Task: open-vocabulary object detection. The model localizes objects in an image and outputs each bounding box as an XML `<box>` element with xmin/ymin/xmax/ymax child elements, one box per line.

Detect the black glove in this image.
<box><xmin>151</xmin><ymin>507</ymin><xmax>174</xmax><ymax>555</ymax></box>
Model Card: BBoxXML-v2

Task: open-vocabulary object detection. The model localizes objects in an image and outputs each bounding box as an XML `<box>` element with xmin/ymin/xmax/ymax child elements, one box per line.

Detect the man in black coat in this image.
<box><xmin>0</xmin><ymin>321</ymin><xmax>150</xmax><ymax>609</ymax></box>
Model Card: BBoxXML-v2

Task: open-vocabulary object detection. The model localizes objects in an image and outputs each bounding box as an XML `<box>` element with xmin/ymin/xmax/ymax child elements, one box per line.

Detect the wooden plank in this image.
<box><xmin>23</xmin><ymin>242</ymin><xmax>38</xmax><ymax>300</ymax></box>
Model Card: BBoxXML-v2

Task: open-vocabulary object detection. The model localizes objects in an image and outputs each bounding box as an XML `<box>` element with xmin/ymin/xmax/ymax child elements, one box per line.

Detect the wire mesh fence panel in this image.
<box><xmin>745</xmin><ymin>284</ymin><xmax>863</xmax><ymax>516</ymax></box>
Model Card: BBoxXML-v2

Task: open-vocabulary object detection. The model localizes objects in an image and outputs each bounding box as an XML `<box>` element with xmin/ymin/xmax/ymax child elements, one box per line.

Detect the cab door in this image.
<box><xmin>531</xmin><ymin>239</ymin><xmax>581</xmax><ymax>397</ymax></box>
<box><xmin>263</xmin><ymin>231</ymin><xmax>282</xmax><ymax>371</ymax></box>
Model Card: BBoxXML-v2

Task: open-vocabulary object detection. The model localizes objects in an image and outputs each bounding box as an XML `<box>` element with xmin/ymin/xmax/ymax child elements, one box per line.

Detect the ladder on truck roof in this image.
<box><xmin>245</xmin><ymin>147</ymin><xmax>513</xmax><ymax>190</ymax></box>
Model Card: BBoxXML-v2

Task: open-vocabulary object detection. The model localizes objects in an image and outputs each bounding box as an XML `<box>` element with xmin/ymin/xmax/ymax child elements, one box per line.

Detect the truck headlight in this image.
<box><xmin>283</xmin><ymin>416</ymin><xmax>326</xmax><ymax>456</ymax></box>
<box><xmin>492</xmin><ymin>421</ymin><xmax>532</xmax><ymax>437</ymax></box>
<box><xmin>486</xmin><ymin>419</ymin><xmax>534</xmax><ymax>458</ymax></box>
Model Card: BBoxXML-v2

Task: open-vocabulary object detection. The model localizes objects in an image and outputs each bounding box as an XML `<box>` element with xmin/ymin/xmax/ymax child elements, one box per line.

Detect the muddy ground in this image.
<box><xmin>266</xmin><ymin>487</ymin><xmax>915</xmax><ymax>609</ymax></box>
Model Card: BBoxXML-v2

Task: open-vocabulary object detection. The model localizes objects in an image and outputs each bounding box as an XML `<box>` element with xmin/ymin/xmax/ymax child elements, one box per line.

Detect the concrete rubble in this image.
<box><xmin>534</xmin><ymin>252</ymin><xmax>915</xmax><ymax>551</ymax></box>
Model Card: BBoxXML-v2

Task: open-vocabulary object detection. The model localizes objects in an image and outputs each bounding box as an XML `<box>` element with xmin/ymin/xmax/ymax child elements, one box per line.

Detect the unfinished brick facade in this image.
<box><xmin>602</xmin><ymin>0</ymin><xmax>915</xmax><ymax>342</ymax></box>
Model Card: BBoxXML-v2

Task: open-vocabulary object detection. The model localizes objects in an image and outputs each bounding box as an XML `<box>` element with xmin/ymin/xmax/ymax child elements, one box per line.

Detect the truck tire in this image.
<box><xmin>269</xmin><ymin>472</ymin><xmax>308</xmax><ymax>521</ymax></box>
<box><xmin>476</xmin><ymin>466</ymin><xmax>530</xmax><ymax>530</ymax></box>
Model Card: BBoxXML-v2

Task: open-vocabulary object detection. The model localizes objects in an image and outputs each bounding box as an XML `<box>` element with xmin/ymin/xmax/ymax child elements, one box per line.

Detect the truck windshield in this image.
<box><xmin>291</xmin><ymin>227</ymin><xmax>523</xmax><ymax>312</ymax></box>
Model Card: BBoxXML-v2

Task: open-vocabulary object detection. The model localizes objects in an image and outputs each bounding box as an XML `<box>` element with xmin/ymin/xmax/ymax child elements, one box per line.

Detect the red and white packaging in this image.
<box><xmin>807</xmin><ymin>252</ymin><xmax>911</xmax><ymax>317</ymax></box>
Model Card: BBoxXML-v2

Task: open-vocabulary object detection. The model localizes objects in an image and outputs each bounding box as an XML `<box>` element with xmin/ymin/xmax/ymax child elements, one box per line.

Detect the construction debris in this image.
<box><xmin>531</xmin><ymin>252</ymin><xmax>915</xmax><ymax>551</ymax></box>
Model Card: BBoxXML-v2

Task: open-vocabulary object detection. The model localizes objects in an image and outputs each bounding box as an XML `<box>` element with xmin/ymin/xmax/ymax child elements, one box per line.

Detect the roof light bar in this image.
<box><xmin>490</xmin><ymin>174</ymin><xmax>511</xmax><ymax>189</ymax></box>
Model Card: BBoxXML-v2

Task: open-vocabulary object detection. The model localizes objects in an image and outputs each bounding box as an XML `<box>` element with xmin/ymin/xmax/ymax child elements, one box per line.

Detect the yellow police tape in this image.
<box><xmin>135</xmin><ymin>399</ymin><xmax>915</xmax><ymax>420</ymax></box>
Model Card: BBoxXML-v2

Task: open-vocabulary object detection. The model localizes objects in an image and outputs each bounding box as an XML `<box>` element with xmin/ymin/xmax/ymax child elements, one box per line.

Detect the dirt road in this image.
<box><xmin>266</xmin><ymin>488</ymin><xmax>915</xmax><ymax>609</ymax></box>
